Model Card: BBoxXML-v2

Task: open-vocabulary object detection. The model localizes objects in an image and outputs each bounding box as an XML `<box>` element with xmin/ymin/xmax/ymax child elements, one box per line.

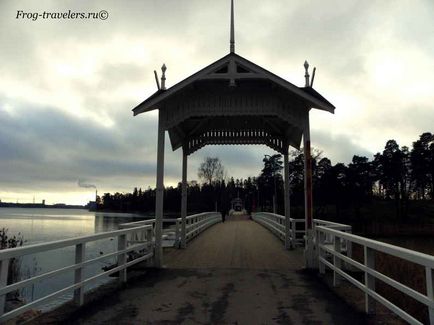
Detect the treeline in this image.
<box><xmin>98</xmin><ymin>132</ymin><xmax>434</xmax><ymax>221</ymax></box>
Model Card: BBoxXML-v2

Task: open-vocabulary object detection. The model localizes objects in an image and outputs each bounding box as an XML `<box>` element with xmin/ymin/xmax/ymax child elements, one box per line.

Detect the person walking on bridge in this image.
<box><xmin>220</xmin><ymin>191</ymin><xmax>229</xmax><ymax>222</ymax></box>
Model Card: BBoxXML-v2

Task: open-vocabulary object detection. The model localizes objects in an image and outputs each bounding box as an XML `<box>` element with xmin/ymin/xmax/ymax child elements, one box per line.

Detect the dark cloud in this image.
<box><xmin>311</xmin><ymin>129</ymin><xmax>373</xmax><ymax>164</ymax></box>
<box><xmin>1</xmin><ymin>0</ymin><xmax>433</xmax><ymax>203</ymax></box>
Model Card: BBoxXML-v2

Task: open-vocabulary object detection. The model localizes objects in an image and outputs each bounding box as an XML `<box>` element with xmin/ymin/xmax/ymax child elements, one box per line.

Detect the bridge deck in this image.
<box><xmin>165</xmin><ymin>217</ymin><xmax>304</xmax><ymax>269</ymax></box>
<box><xmin>30</xmin><ymin>218</ymin><xmax>366</xmax><ymax>324</ymax></box>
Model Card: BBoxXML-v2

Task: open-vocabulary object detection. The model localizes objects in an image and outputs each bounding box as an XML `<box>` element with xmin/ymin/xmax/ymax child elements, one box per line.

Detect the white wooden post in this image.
<box><xmin>318</xmin><ymin>230</ymin><xmax>325</xmax><ymax>274</ymax></box>
<box><xmin>333</xmin><ymin>236</ymin><xmax>342</xmax><ymax>286</ymax></box>
<box><xmin>0</xmin><ymin>258</ymin><xmax>10</xmax><ymax>315</ymax></box>
<box><xmin>154</xmin><ymin>109</ymin><xmax>165</xmax><ymax>268</ymax></box>
<box><xmin>181</xmin><ymin>147</ymin><xmax>187</xmax><ymax>249</ymax></box>
<box><xmin>364</xmin><ymin>246</ymin><xmax>376</xmax><ymax>314</ymax></box>
<box><xmin>346</xmin><ymin>229</ymin><xmax>353</xmax><ymax>259</ymax></box>
<box><xmin>145</xmin><ymin>226</ymin><xmax>154</xmax><ymax>267</ymax></box>
<box><xmin>118</xmin><ymin>234</ymin><xmax>127</xmax><ymax>283</ymax></box>
<box><xmin>74</xmin><ymin>243</ymin><xmax>85</xmax><ymax>305</ymax></box>
<box><xmin>426</xmin><ymin>266</ymin><xmax>434</xmax><ymax>324</ymax></box>
<box><xmin>304</xmin><ymin>113</ymin><xmax>315</xmax><ymax>268</ymax></box>
<box><xmin>283</xmin><ymin>148</ymin><xmax>291</xmax><ymax>249</ymax></box>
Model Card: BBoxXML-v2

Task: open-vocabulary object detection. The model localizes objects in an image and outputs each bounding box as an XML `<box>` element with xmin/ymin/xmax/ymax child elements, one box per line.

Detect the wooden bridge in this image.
<box><xmin>1</xmin><ymin>212</ymin><xmax>433</xmax><ymax>324</ymax></box>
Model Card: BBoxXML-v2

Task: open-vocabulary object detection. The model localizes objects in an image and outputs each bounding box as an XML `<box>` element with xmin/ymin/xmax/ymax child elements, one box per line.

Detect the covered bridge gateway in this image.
<box><xmin>133</xmin><ymin>0</ymin><xmax>335</xmax><ymax>268</ymax></box>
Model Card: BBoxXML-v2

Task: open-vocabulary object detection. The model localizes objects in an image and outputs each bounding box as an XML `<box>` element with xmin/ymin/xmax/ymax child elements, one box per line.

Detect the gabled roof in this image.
<box><xmin>133</xmin><ymin>52</ymin><xmax>335</xmax><ymax>116</ymax></box>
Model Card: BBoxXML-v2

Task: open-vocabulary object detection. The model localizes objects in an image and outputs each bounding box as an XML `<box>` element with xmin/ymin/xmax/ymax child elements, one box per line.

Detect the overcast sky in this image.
<box><xmin>1</xmin><ymin>0</ymin><xmax>433</xmax><ymax>205</ymax></box>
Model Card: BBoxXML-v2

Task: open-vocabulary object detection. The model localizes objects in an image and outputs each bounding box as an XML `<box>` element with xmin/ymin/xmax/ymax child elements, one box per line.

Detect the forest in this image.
<box><xmin>98</xmin><ymin>132</ymin><xmax>434</xmax><ymax>227</ymax></box>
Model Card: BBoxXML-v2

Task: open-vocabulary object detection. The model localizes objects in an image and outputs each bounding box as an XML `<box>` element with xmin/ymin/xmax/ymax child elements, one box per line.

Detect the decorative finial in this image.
<box><xmin>230</xmin><ymin>0</ymin><xmax>235</xmax><ymax>53</ymax></box>
<box><xmin>304</xmin><ymin>60</ymin><xmax>310</xmax><ymax>87</ymax></box>
<box><xmin>161</xmin><ymin>64</ymin><xmax>167</xmax><ymax>90</ymax></box>
<box><xmin>154</xmin><ymin>70</ymin><xmax>161</xmax><ymax>90</ymax></box>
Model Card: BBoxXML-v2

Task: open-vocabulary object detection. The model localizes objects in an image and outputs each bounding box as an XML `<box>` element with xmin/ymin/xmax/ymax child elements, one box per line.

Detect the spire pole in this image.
<box><xmin>230</xmin><ymin>0</ymin><xmax>235</xmax><ymax>53</ymax></box>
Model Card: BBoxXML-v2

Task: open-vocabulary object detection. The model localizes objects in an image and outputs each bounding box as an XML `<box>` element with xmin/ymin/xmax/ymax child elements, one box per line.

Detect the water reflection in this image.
<box><xmin>0</xmin><ymin>208</ymin><xmax>150</xmax><ymax>312</ymax></box>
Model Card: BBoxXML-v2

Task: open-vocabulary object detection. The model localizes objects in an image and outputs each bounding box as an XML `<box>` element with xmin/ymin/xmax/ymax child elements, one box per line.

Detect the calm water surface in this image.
<box><xmin>0</xmin><ymin>207</ymin><xmax>149</xmax><ymax>311</ymax></box>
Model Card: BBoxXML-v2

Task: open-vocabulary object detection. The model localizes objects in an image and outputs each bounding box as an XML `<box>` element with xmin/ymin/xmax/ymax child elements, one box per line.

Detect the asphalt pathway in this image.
<box><xmin>29</xmin><ymin>217</ymin><xmax>367</xmax><ymax>324</ymax></box>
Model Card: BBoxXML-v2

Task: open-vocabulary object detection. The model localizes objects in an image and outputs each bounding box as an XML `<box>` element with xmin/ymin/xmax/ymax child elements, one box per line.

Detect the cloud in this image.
<box><xmin>0</xmin><ymin>0</ymin><xmax>433</xmax><ymax>204</ymax></box>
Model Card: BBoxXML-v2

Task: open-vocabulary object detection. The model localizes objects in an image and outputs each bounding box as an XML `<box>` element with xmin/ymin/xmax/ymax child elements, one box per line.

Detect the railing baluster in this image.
<box><xmin>74</xmin><ymin>243</ymin><xmax>85</xmax><ymax>306</ymax></box>
<box><xmin>175</xmin><ymin>219</ymin><xmax>181</xmax><ymax>248</ymax></box>
<box><xmin>318</xmin><ymin>231</ymin><xmax>325</xmax><ymax>274</ymax></box>
<box><xmin>333</xmin><ymin>235</ymin><xmax>342</xmax><ymax>286</ymax></box>
<box><xmin>364</xmin><ymin>246</ymin><xmax>376</xmax><ymax>314</ymax></box>
<box><xmin>0</xmin><ymin>258</ymin><xmax>10</xmax><ymax>315</ymax></box>
<box><xmin>118</xmin><ymin>234</ymin><xmax>127</xmax><ymax>283</ymax></box>
<box><xmin>291</xmin><ymin>219</ymin><xmax>296</xmax><ymax>248</ymax></box>
<box><xmin>426</xmin><ymin>266</ymin><xmax>434</xmax><ymax>324</ymax></box>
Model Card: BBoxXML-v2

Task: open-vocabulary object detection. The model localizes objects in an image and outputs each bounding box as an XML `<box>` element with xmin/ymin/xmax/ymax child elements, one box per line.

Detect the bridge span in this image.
<box><xmin>2</xmin><ymin>212</ymin><xmax>433</xmax><ymax>324</ymax></box>
<box><xmin>20</xmin><ymin>216</ymin><xmax>366</xmax><ymax>324</ymax></box>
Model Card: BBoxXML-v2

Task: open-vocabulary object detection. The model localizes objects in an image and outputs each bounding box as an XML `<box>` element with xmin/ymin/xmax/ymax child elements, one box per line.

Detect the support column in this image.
<box><xmin>154</xmin><ymin>109</ymin><xmax>165</xmax><ymax>268</ymax></box>
<box><xmin>181</xmin><ymin>147</ymin><xmax>188</xmax><ymax>248</ymax></box>
<box><xmin>283</xmin><ymin>147</ymin><xmax>291</xmax><ymax>249</ymax></box>
<box><xmin>304</xmin><ymin>112</ymin><xmax>315</xmax><ymax>268</ymax></box>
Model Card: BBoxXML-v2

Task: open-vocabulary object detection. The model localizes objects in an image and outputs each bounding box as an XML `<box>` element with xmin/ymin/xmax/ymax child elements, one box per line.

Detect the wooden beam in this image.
<box><xmin>154</xmin><ymin>110</ymin><xmax>165</xmax><ymax>267</ymax></box>
<box><xmin>283</xmin><ymin>147</ymin><xmax>291</xmax><ymax>249</ymax></box>
<box><xmin>181</xmin><ymin>147</ymin><xmax>187</xmax><ymax>248</ymax></box>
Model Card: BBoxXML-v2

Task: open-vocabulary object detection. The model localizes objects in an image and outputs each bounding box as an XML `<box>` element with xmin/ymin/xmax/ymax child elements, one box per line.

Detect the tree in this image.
<box><xmin>198</xmin><ymin>157</ymin><xmax>225</xmax><ymax>185</ymax></box>
<box><xmin>377</xmin><ymin>140</ymin><xmax>410</xmax><ymax>218</ymax></box>
<box><xmin>259</xmin><ymin>154</ymin><xmax>283</xmax><ymax>213</ymax></box>
<box><xmin>411</xmin><ymin>132</ymin><xmax>434</xmax><ymax>199</ymax></box>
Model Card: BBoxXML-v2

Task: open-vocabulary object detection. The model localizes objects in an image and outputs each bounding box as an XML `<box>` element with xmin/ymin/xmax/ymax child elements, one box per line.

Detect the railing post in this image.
<box><xmin>426</xmin><ymin>266</ymin><xmax>434</xmax><ymax>324</ymax></box>
<box><xmin>181</xmin><ymin>148</ymin><xmax>188</xmax><ymax>249</ymax></box>
<box><xmin>364</xmin><ymin>246</ymin><xmax>376</xmax><ymax>314</ymax></box>
<box><xmin>74</xmin><ymin>243</ymin><xmax>85</xmax><ymax>306</ymax></box>
<box><xmin>346</xmin><ymin>229</ymin><xmax>353</xmax><ymax>259</ymax></box>
<box><xmin>291</xmin><ymin>219</ymin><xmax>296</xmax><ymax>248</ymax></box>
<box><xmin>175</xmin><ymin>219</ymin><xmax>181</xmax><ymax>248</ymax></box>
<box><xmin>118</xmin><ymin>234</ymin><xmax>127</xmax><ymax>283</ymax></box>
<box><xmin>333</xmin><ymin>235</ymin><xmax>342</xmax><ymax>286</ymax></box>
<box><xmin>344</xmin><ymin>229</ymin><xmax>353</xmax><ymax>271</ymax></box>
<box><xmin>283</xmin><ymin>148</ymin><xmax>291</xmax><ymax>250</ymax></box>
<box><xmin>0</xmin><ymin>258</ymin><xmax>10</xmax><ymax>315</ymax></box>
<box><xmin>318</xmin><ymin>230</ymin><xmax>325</xmax><ymax>274</ymax></box>
<box><xmin>154</xmin><ymin>109</ymin><xmax>165</xmax><ymax>268</ymax></box>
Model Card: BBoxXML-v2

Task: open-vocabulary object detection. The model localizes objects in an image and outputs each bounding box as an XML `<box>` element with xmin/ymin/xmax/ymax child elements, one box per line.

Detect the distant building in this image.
<box><xmin>231</xmin><ymin>198</ymin><xmax>243</xmax><ymax>211</ymax></box>
<box><xmin>53</xmin><ymin>203</ymin><xmax>66</xmax><ymax>207</ymax></box>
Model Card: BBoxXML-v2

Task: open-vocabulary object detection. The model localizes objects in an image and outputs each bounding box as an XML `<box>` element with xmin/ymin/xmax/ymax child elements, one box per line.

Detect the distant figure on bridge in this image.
<box><xmin>221</xmin><ymin>191</ymin><xmax>230</xmax><ymax>223</ymax></box>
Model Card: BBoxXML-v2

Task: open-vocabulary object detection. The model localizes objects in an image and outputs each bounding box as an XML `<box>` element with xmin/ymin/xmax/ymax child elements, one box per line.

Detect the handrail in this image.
<box><xmin>313</xmin><ymin>219</ymin><xmax>352</xmax><ymax>231</ymax></box>
<box><xmin>0</xmin><ymin>212</ymin><xmax>222</xmax><ymax>322</ymax></box>
<box><xmin>0</xmin><ymin>225</ymin><xmax>154</xmax><ymax>322</ymax></box>
<box><xmin>316</xmin><ymin>224</ymin><xmax>434</xmax><ymax>325</ymax></box>
<box><xmin>119</xmin><ymin>212</ymin><xmax>221</xmax><ymax>248</ymax></box>
<box><xmin>252</xmin><ymin>212</ymin><xmax>305</xmax><ymax>248</ymax></box>
<box><xmin>0</xmin><ymin>226</ymin><xmax>149</xmax><ymax>260</ymax></box>
<box><xmin>184</xmin><ymin>212</ymin><xmax>221</xmax><ymax>244</ymax></box>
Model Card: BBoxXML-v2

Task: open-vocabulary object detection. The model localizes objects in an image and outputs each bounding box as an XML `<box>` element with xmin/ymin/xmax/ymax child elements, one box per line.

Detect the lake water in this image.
<box><xmin>0</xmin><ymin>207</ymin><xmax>149</xmax><ymax>311</ymax></box>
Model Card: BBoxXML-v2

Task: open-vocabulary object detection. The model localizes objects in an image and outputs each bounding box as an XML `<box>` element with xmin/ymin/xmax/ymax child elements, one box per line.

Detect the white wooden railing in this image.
<box><xmin>313</xmin><ymin>219</ymin><xmax>353</xmax><ymax>258</ymax></box>
<box><xmin>119</xmin><ymin>218</ymin><xmax>180</xmax><ymax>247</ymax></box>
<box><xmin>0</xmin><ymin>225</ymin><xmax>153</xmax><ymax>323</ymax></box>
<box><xmin>316</xmin><ymin>224</ymin><xmax>434</xmax><ymax>325</ymax></box>
<box><xmin>252</xmin><ymin>212</ymin><xmax>305</xmax><ymax>247</ymax></box>
<box><xmin>184</xmin><ymin>212</ymin><xmax>221</xmax><ymax>243</ymax></box>
<box><xmin>119</xmin><ymin>212</ymin><xmax>221</xmax><ymax>247</ymax></box>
